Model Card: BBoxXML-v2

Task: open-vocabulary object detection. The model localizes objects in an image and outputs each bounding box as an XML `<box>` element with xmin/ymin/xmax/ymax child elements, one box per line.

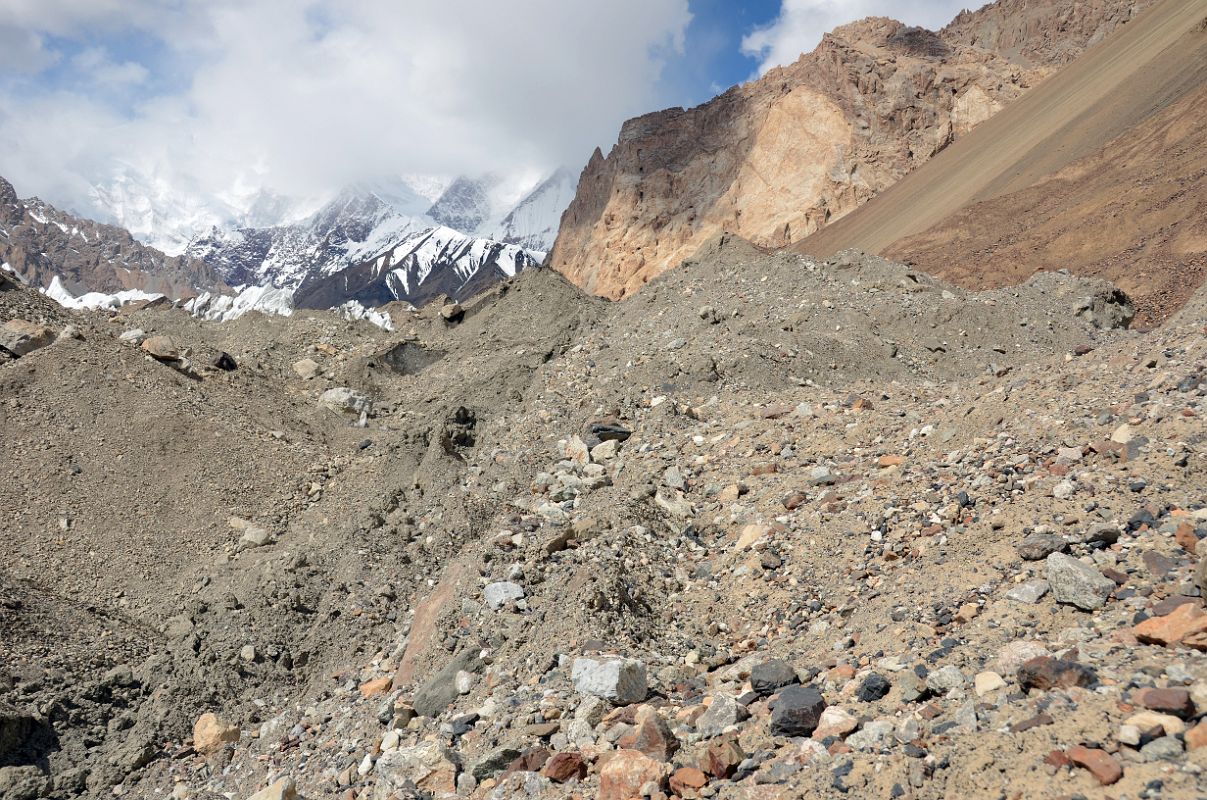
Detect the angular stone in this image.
<box><xmin>1046</xmin><ymin>553</ymin><xmax>1114</xmax><ymax>610</ymax></box>
<box><xmin>471</xmin><ymin>746</ymin><xmax>522</xmax><ymax>780</ymax></box>
<box><xmin>598</xmin><ymin>749</ymin><xmax>669</xmax><ymax>800</ymax></box>
<box><xmin>694</xmin><ymin>693</ymin><xmax>749</xmax><ymax>739</ymax></box>
<box><xmin>925</xmin><ymin>665</ymin><xmax>966</xmax><ymax>695</ymax></box>
<box><xmin>246</xmin><ymin>778</ymin><xmax>297</xmax><ymax>800</ymax></box>
<box><xmin>974</xmin><ymin>671</ymin><xmax>1006</xmax><ymax>696</ymax></box>
<box><xmin>541</xmin><ymin>751</ymin><xmax>586</xmax><ymax>783</ymax></box>
<box><xmin>413</xmin><ymin>648</ymin><xmax>484</xmax><ymax>717</ymax></box>
<box><xmin>769</xmin><ymin>685</ymin><xmax>826</xmax><ymax>737</ymax></box>
<box><xmin>319</xmin><ymin>387</ymin><xmax>371</xmax><ymax>416</ymax></box>
<box><xmin>750</xmin><ymin>659</ymin><xmax>798</xmax><ymax>697</ymax></box>
<box><xmin>812</xmin><ymin>706</ymin><xmax>858</xmax><ymax>739</ymax></box>
<box><xmin>856</xmin><ymin>673</ymin><xmax>890</xmax><ymax>702</ymax></box>
<box><xmin>572</xmin><ymin>656</ymin><xmax>647</xmax><ymax>705</ymax></box>
<box><xmin>1125</xmin><ymin>711</ymin><xmax>1185</xmax><ymax>736</ymax></box>
<box><xmin>1133</xmin><ymin>687</ymin><xmax>1194</xmax><ymax>717</ymax></box>
<box><xmin>1132</xmin><ymin>603</ymin><xmax>1207</xmax><ymax>648</ymax></box>
<box><xmin>616</xmin><ymin>705</ymin><xmax>679</xmax><ymax>761</ymax></box>
<box><xmin>141</xmin><ymin>334</ymin><xmax>180</xmax><ymax>361</ymax></box>
<box><xmin>1017</xmin><ymin>656</ymin><xmax>1097</xmax><ymax>691</ymax></box>
<box><xmin>1</xmin><ymin>320</ymin><xmax>55</xmax><ymax>357</ymax></box>
<box><xmin>484</xmin><ymin>581</ymin><xmax>525</xmax><ymax>610</ymax></box>
<box><xmin>1006</xmin><ymin>580</ymin><xmax>1049</xmax><ymax>604</ymax></box>
<box><xmin>292</xmin><ymin>358</ymin><xmax>320</xmax><ymax>379</ymax></box>
<box><xmin>375</xmin><ymin>741</ymin><xmax>459</xmax><ymax>797</ymax></box>
<box><xmin>193</xmin><ymin>713</ymin><xmax>239</xmax><ymax>754</ymax></box>
<box><xmin>669</xmin><ymin>767</ymin><xmax>708</xmax><ymax>798</ymax></box>
<box><xmin>991</xmin><ymin>641</ymin><xmax>1051</xmax><ymax>675</ymax></box>
<box><xmin>1017</xmin><ymin>533</ymin><xmax>1066</xmax><ymax>561</ymax></box>
<box><xmin>703</xmin><ymin>739</ymin><xmax>744</xmax><ymax>778</ymax></box>
<box><xmin>1185</xmin><ymin>721</ymin><xmax>1207</xmax><ymax>751</ymax></box>
<box><xmin>1067</xmin><ymin>745</ymin><xmax>1122</xmax><ymax>785</ymax></box>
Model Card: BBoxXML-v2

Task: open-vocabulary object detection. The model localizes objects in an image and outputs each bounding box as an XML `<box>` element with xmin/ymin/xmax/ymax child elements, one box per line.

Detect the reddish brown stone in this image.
<box><xmin>1133</xmin><ymin>603</ymin><xmax>1207</xmax><ymax>648</ymax></box>
<box><xmin>541</xmin><ymin>751</ymin><xmax>587</xmax><ymax>783</ymax></box>
<box><xmin>703</xmin><ymin>739</ymin><xmax>744</xmax><ymax>779</ymax></box>
<box><xmin>599</xmin><ymin>750</ymin><xmax>669</xmax><ymax>800</ymax></box>
<box><xmin>1044</xmin><ymin>749</ymin><xmax>1070</xmax><ymax>769</ymax></box>
<box><xmin>1134</xmin><ymin>687</ymin><xmax>1194</xmax><ymax>717</ymax></box>
<box><xmin>1010</xmin><ymin>713</ymin><xmax>1054</xmax><ymax>733</ymax></box>
<box><xmin>358</xmin><ymin>677</ymin><xmax>392</xmax><ymax>699</ymax></box>
<box><xmin>669</xmin><ymin>767</ymin><xmax>708</xmax><ymax>797</ymax></box>
<box><xmin>1067</xmin><ymin>745</ymin><xmax>1122</xmax><ymax>785</ymax></box>
<box><xmin>1175</xmin><ymin>522</ymin><xmax>1199</xmax><ymax>552</ymax></box>
<box><xmin>506</xmin><ymin>747</ymin><xmax>551</xmax><ymax>775</ymax></box>
<box><xmin>1186</xmin><ymin>721</ymin><xmax>1207</xmax><ymax>751</ymax></box>
<box><xmin>616</xmin><ymin>705</ymin><xmax>680</xmax><ymax>761</ymax></box>
<box><xmin>782</xmin><ymin>492</ymin><xmax>807</xmax><ymax>510</ymax></box>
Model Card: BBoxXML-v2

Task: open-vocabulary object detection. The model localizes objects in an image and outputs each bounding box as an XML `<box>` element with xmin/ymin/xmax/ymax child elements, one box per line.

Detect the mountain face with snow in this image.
<box><xmin>184</xmin><ymin>185</ymin><xmax>547</xmax><ymax>307</ymax></box>
<box><xmin>292</xmin><ymin>225</ymin><xmax>542</xmax><ymax>310</ymax></box>
<box><xmin>485</xmin><ymin>169</ymin><xmax>577</xmax><ymax>251</ymax></box>
<box><xmin>12</xmin><ymin>166</ymin><xmax>571</xmax><ymax>316</ymax></box>
<box><xmin>0</xmin><ymin>174</ymin><xmax>222</xmax><ymax>298</ymax></box>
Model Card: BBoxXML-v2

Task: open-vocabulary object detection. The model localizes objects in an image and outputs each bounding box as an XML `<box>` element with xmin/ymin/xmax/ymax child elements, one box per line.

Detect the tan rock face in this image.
<box><xmin>549</xmin><ymin>0</ymin><xmax>1153</xmax><ymax>300</ymax></box>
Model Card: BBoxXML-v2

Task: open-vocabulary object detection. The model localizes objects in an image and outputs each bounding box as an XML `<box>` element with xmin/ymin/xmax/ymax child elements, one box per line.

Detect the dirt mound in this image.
<box><xmin>2</xmin><ymin>250</ymin><xmax>1205</xmax><ymax>800</ymax></box>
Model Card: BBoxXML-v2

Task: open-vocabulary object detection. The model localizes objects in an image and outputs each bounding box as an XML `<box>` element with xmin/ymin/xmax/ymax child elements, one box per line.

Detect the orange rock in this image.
<box><xmin>1066</xmin><ymin>745</ymin><xmax>1122</xmax><ymax>785</ymax></box>
<box><xmin>193</xmin><ymin>712</ymin><xmax>239</xmax><ymax>754</ymax></box>
<box><xmin>1186</xmin><ymin>721</ymin><xmax>1207</xmax><ymax>751</ymax></box>
<box><xmin>877</xmin><ymin>455</ymin><xmax>904</xmax><ymax>468</ymax></box>
<box><xmin>599</xmin><ymin>750</ymin><xmax>669</xmax><ymax>800</ymax></box>
<box><xmin>1132</xmin><ymin>603</ymin><xmax>1207</xmax><ymax>648</ymax></box>
<box><xmin>359</xmin><ymin>676</ymin><xmax>393</xmax><ymax>698</ymax></box>
<box><xmin>669</xmin><ymin>767</ymin><xmax>708</xmax><ymax>798</ymax></box>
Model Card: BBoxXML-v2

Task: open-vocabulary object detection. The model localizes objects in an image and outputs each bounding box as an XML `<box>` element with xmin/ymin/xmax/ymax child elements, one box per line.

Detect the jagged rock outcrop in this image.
<box><xmin>0</xmin><ymin>175</ymin><xmax>221</xmax><ymax>298</ymax></box>
<box><xmin>548</xmin><ymin>0</ymin><xmax>1154</xmax><ymax>299</ymax></box>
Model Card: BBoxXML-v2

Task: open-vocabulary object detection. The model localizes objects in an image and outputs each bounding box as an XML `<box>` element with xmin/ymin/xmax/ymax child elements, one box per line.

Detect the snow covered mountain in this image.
<box><xmin>293</xmin><ymin>225</ymin><xmax>541</xmax><ymax>309</ymax></box>
<box><xmin>485</xmin><ymin>169</ymin><xmax>576</xmax><ymax>251</ymax></box>
<box><xmin>185</xmin><ymin>185</ymin><xmax>546</xmax><ymax>307</ymax></box>
<box><xmin>85</xmin><ymin>167</ymin><xmax>321</xmax><ymax>256</ymax></box>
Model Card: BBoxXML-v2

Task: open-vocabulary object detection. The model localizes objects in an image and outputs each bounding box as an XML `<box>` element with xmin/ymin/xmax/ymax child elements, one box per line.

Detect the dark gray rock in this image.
<box><xmin>769</xmin><ymin>685</ymin><xmax>826</xmax><ymax>737</ymax></box>
<box><xmin>750</xmin><ymin>660</ymin><xmax>799</xmax><ymax>697</ymax></box>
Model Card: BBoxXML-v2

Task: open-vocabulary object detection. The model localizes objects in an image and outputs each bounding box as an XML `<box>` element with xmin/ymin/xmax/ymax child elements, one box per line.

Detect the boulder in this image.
<box><xmin>572</xmin><ymin>656</ymin><xmax>647</xmax><ymax>705</ymax></box>
<box><xmin>193</xmin><ymin>712</ymin><xmax>239</xmax><ymax>754</ymax></box>
<box><xmin>769</xmin><ymin>685</ymin><xmax>826</xmax><ymax>737</ymax></box>
<box><xmin>375</xmin><ymin>741</ymin><xmax>459</xmax><ymax>798</ymax></box>
<box><xmin>1</xmin><ymin>320</ymin><xmax>55</xmax><ymax>357</ymax></box>
<box><xmin>598</xmin><ymin>750</ymin><xmax>669</xmax><ymax>800</ymax></box>
<box><xmin>1046</xmin><ymin>553</ymin><xmax>1113</xmax><ymax>610</ymax></box>
<box><xmin>319</xmin><ymin>387</ymin><xmax>371</xmax><ymax>416</ymax></box>
<box><xmin>750</xmin><ymin>659</ymin><xmax>799</xmax><ymax>697</ymax></box>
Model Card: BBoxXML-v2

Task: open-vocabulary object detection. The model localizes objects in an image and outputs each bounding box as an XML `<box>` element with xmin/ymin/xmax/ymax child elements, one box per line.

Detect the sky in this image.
<box><xmin>0</xmin><ymin>0</ymin><xmax>973</xmax><ymax>225</ymax></box>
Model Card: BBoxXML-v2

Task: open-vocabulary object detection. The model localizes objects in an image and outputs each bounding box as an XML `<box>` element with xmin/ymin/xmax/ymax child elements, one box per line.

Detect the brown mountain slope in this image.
<box><xmin>548</xmin><ymin>0</ymin><xmax>1152</xmax><ymax>299</ymax></box>
<box><xmin>799</xmin><ymin>0</ymin><xmax>1207</xmax><ymax>323</ymax></box>
<box><xmin>0</xmin><ymin>175</ymin><xmax>221</xmax><ymax>298</ymax></box>
<box><xmin>885</xmin><ymin>82</ymin><xmax>1207</xmax><ymax>325</ymax></box>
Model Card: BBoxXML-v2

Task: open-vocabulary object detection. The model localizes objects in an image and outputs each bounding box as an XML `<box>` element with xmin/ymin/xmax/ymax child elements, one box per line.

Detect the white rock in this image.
<box><xmin>483</xmin><ymin>581</ymin><xmax>525</xmax><ymax>610</ymax></box>
<box><xmin>571</xmin><ymin>656</ymin><xmax>647</xmax><ymax>705</ymax></box>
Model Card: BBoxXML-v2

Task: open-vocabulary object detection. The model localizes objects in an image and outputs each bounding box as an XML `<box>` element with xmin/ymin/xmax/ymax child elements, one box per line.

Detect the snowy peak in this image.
<box><xmin>426</xmin><ymin>175</ymin><xmax>500</xmax><ymax>233</ymax></box>
<box><xmin>293</xmin><ymin>224</ymin><xmax>542</xmax><ymax>310</ymax></box>
<box><xmin>486</xmin><ymin>168</ymin><xmax>576</xmax><ymax>251</ymax></box>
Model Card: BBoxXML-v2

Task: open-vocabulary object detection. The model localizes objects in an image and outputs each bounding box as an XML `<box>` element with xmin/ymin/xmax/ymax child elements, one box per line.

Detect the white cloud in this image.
<box><xmin>0</xmin><ymin>0</ymin><xmax>692</xmax><ymax>221</ymax></box>
<box><xmin>742</xmin><ymin>0</ymin><xmax>971</xmax><ymax>75</ymax></box>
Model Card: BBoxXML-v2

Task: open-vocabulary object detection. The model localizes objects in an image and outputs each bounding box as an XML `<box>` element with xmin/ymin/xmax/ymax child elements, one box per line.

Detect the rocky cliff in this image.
<box><xmin>548</xmin><ymin>0</ymin><xmax>1154</xmax><ymax>299</ymax></box>
<box><xmin>0</xmin><ymin>176</ymin><xmax>221</xmax><ymax>298</ymax></box>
